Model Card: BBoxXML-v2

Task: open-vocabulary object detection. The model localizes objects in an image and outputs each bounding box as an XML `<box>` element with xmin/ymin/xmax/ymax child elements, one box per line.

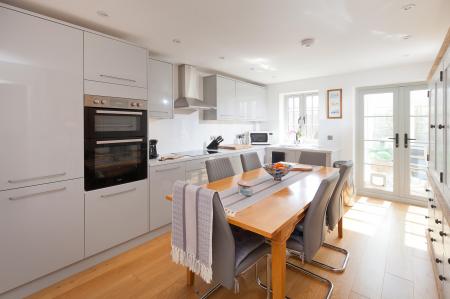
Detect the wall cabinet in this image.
<box><xmin>0</xmin><ymin>7</ymin><xmax>84</xmax><ymax>191</ymax></box>
<box><xmin>148</xmin><ymin>59</ymin><xmax>174</xmax><ymax>118</ymax></box>
<box><xmin>0</xmin><ymin>179</ymin><xmax>84</xmax><ymax>293</ymax></box>
<box><xmin>203</xmin><ymin>75</ymin><xmax>267</xmax><ymax>121</ymax></box>
<box><xmin>84</xmin><ymin>32</ymin><xmax>147</xmax><ymax>89</ymax></box>
<box><xmin>85</xmin><ymin>180</ymin><xmax>149</xmax><ymax>257</ymax></box>
<box><xmin>149</xmin><ymin>163</ymin><xmax>186</xmax><ymax>230</ymax></box>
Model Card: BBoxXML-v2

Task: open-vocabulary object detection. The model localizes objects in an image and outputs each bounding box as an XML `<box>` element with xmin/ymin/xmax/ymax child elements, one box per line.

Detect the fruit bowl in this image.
<box><xmin>263</xmin><ymin>163</ymin><xmax>292</xmax><ymax>181</ymax></box>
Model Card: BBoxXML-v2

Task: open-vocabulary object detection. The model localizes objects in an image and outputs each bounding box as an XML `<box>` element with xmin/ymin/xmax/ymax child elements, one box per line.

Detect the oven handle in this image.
<box><xmin>101</xmin><ymin>187</ymin><xmax>137</xmax><ymax>198</ymax></box>
<box><xmin>96</xmin><ymin>110</ymin><xmax>143</xmax><ymax>116</ymax></box>
<box><xmin>96</xmin><ymin>138</ymin><xmax>144</xmax><ymax>145</ymax></box>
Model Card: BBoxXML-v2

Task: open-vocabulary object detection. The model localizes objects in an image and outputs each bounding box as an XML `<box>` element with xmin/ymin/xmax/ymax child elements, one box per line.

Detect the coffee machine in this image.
<box><xmin>149</xmin><ymin>139</ymin><xmax>158</xmax><ymax>159</ymax></box>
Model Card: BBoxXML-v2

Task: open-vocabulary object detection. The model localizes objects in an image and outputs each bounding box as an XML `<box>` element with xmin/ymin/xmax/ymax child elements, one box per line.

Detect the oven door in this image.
<box><xmin>84</xmin><ymin>107</ymin><xmax>147</xmax><ymax>139</ymax></box>
<box><xmin>84</xmin><ymin>138</ymin><xmax>147</xmax><ymax>191</ymax></box>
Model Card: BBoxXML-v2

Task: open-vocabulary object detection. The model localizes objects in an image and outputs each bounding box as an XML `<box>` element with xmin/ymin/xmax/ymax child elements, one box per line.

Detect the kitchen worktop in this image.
<box><xmin>148</xmin><ymin>144</ymin><xmax>340</xmax><ymax>167</ymax></box>
<box><xmin>148</xmin><ymin>145</ymin><xmax>268</xmax><ymax>167</ymax></box>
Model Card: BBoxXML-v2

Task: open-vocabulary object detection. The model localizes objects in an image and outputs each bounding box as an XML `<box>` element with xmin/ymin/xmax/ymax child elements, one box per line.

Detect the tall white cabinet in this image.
<box><xmin>0</xmin><ymin>7</ymin><xmax>84</xmax><ymax>191</ymax></box>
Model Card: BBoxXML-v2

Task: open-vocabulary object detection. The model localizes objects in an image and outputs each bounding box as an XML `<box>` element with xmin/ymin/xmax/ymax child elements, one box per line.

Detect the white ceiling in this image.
<box><xmin>3</xmin><ymin>0</ymin><xmax>449</xmax><ymax>84</ymax></box>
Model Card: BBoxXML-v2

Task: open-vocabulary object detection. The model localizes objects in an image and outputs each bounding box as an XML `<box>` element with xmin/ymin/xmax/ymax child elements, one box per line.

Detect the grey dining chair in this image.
<box><xmin>285</xmin><ymin>172</ymin><xmax>340</xmax><ymax>299</ymax></box>
<box><xmin>298</xmin><ymin>151</ymin><xmax>327</xmax><ymax>166</ymax></box>
<box><xmin>205</xmin><ymin>157</ymin><xmax>236</xmax><ymax>183</ymax></box>
<box><xmin>310</xmin><ymin>160</ymin><xmax>353</xmax><ymax>273</ymax></box>
<box><xmin>240</xmin><ymin>152</ymin><xmax>262</xmax><ymax>172</ymax></box>
<box><xmin>201</xmin><ymin>192</ymin><xmax>271</xmax><ymax>298</ymax></box>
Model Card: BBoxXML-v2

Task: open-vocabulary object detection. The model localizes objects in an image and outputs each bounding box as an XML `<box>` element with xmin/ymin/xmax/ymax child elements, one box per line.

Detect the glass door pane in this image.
<box><xmin>406</xmin><ymin>89</ymin><xmax>429</xmax><ymax>197</ymax></box>
<box><xmin>362</xmin><ymin>91</ymin><xmax>396</xmax><ymax>192</ymax></box>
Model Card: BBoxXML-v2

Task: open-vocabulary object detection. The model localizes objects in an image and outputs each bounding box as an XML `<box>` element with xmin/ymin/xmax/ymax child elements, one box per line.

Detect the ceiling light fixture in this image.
<box><xmin>300</xmin><ymin>38</ymin><xmax>315</xmax><ymax>48</ymax></box>
<box><xmin>172</xmin><ymin>38</ymin><xmax>181</xmax><ymax>44</ymax></box>
<box><xmin>401</xmin><ymin>3</ymin><xmax>416</xmax><ymax>11</ymax></box>
<box><xmin>96</xmin><ymin>10</ymin><xmax>109</xmax><ymax>17</ymax></box>
<box><xmin>219</xmin><ymin>56</ymin><xmax>225</xmax><ymax>60</ymax></box>
<box><xmin>401</xmin><ymin>34</ymin><xmax>411</xmax><ymax>40</ymax></box>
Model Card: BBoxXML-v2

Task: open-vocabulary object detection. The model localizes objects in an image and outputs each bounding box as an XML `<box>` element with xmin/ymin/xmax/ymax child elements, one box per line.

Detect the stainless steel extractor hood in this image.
<box><xmin>174</xmin><ymin>64</ymin><xmax>215</xmax><ymax>111</ymax></box>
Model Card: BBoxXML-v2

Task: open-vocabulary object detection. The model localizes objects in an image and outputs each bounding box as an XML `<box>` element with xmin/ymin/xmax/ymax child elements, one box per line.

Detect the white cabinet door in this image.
<box><xmin>217</xmin><ymin>76</ymin><xmax>237</xmax><ymax>120</ymax></box>
<box><xmin>236</xmin><ymin>81</ymin><xmax>251</xmax><ymax>120</ymax></box>
<box><xmin>0</xmin><ymin>179</ymin><xmax>84</xmax><ymax>293</ymax></box>
<box><xmin>255</xmin><ymin>85</ymin><xmax>267</xmax><ymax>121</ymax></box>
<box><xmin>149</xmin><ymin>163</ymin><xmax>186</xmax><ymax>230</ymax></box>
<box><xmin>84</xmin><ymin>32</ymin><xmax>147</xmax><ymax>88</ymax></box>
<box><xmin>0</xmin><ymin>7</ymin><xmax>83</xmax><ymax>191</ymax></box>
<box><xmin>85</xmin><ymin>180</ymin><xmax>149</xmax><ymax>257</ymax></box>
<box><xmin>148</xmin><ymin>59</ymin><xmax>173</xmax><ymax>118</ymax></box>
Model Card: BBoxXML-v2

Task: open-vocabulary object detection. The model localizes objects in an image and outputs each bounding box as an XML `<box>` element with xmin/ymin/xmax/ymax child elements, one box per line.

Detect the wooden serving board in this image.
<box><xmin>219</xmin><ymin>144</ymin><xmax>253</xmax><ymax>150</ymax></box>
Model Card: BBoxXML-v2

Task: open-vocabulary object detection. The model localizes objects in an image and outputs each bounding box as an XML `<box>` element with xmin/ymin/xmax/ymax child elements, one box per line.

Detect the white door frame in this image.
<box><xmin>355</xmin><ymin>82</ymin><xmax>427</xmax><ymax>206</ymax></box>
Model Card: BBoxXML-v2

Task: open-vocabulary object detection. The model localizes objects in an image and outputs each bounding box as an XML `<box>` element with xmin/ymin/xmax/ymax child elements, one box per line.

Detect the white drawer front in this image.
<box><xmin>0</xmin><ymin>179</ymin><xmax>84</xmax><ymax>293</ymax></box>
<box><xmin>85</xmin><ymin>180</ymin><xmax>149</xmax><ymax>257</ymax></box>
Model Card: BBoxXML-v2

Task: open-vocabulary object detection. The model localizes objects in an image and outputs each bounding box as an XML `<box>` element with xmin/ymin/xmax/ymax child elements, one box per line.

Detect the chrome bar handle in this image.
<box><xmin>99</xmin><ymin>74</ymin><xmax>137</xmax><ymax>83</ymax></box>
<box><xmin>9</xmin><ymin>187</ymin><xmax>67</xmax><ymax>201</ymax></box>
<box><xmin>155</xmin><ymin>166</ymin><xmax>181</xmax><ymax>172</ymax></box>
<box><xmin>100</xmin><ymin>187</ymin><xmax>136</xmax><ymax>198</ymax></box>
<box><xmin>96</xmin><ymin>138</ymin><xmax>143</xmax><ymax>145</ymax></box>
<box><xmin>8</xmin><ymin>172</ymin><xmax>66</xmax><ymax>184</ymax></box>
<box><xmin>96</xmin><ymin>110</ymin><xmax>142</xmax><ymax>115</ymax></box>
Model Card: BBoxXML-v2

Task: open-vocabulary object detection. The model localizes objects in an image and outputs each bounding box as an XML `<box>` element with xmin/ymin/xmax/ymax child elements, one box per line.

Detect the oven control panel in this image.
<box><xmin>84</xmin><ymin>94</ymin><xmax>147</xmax><ymax>110</ymax></box>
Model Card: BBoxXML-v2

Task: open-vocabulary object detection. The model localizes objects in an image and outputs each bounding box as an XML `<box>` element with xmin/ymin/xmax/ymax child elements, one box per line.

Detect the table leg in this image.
<box><xmin>338</xmin><ymin>217</ymin><xmax>343</xmax><ymax>238</ymax></box>
<box><xmin>271</xmin><ymin>239</ymin><xmax>286</xmax><ymax>299</ymax></box>
<box><xmin>187</xmin><ymin>269</ymin><xmax>195</xmax><ymax>286</ymax></box>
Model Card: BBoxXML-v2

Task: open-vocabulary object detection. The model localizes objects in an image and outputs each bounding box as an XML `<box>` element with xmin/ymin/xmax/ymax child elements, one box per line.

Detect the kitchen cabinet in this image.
<box><xmin>149</xmin><ymin>163</ymin><xmax>186</xmax><ymax>230</ymax></box>
<box><xmin>185</xmin><ymin>159</ymin><xmax>208</xmax><ymax>185</ymax></box>
<box><xmin>0</xmin><ymin>7</ymin><xmax>83</xmax><ymax>191</ymax></box>
<box><xmin>236</xmin><ymin>81</ymin><xmax>267</xmax><ymax>121</ymax></box>
<box><xmin>204</xmin><ymin>75</ymin><xmax>237</xmax><ymax>120</ymax></box>
<box><xmin>85</xmin><ymin>180</ymin><xmax>149</xmax><ymax>257</ymax></box>
<box><xmin>148</xmin><ymin>59</ymin><xmax>174</xmax><ymax>118</ymax></box>
<box><xmin>84</xmin><ymin>32</ymin><xmax>147</xmax><ymax>89</ymax></box>
<box><xmin>0</xmin><ymin>179</ymin><xmax>84</xmax><ymax>294</ymax></box>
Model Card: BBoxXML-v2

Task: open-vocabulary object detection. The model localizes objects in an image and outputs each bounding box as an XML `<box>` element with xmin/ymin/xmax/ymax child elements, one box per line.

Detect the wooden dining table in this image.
<box><xmin>165</xmin><ymin>166</ymin><xmax>339</xmax><ymax>299</ymax></box>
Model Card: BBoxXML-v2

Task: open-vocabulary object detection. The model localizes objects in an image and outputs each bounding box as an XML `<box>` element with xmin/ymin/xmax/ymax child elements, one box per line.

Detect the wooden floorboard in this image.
<box><xmin>28</xmin><ymin>196</ymin><xmax>438</xmax><ymax>299</ymax></box>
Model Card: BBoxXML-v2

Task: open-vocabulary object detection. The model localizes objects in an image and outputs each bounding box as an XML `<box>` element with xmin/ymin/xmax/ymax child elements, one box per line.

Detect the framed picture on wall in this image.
<box><xmin>327</xmin><ymin>89</ymin><xmax>342</xmax><ymax>119</ymax></box>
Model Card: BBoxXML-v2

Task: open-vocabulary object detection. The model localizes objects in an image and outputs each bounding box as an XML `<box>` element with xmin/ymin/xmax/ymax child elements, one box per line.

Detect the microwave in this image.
<box><xmin>248</xmin><ymin>131</ymin><xmax>274</xmax><ymax>145</ymax></box>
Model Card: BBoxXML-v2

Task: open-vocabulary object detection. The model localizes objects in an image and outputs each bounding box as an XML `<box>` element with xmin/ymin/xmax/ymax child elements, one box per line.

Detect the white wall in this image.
<box><xmin>148</xmin><ymin>112</ymin><xmax>256</xmax><ymax>154</ymax></box>
<box><xmin>265</xmin><ymin>61</ymin><xmax>431</xmax><ymax>161</ymax></box>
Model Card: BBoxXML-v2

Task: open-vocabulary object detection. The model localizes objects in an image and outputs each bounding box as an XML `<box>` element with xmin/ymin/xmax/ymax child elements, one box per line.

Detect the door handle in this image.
<box><xmin>404</xmin><ymin>133</ymin><xmax>416</xmax><ymax>149</ymax></box>
<box><xmin>388</xmin><ymin>133</ymin><xmax>399</xmax><ymax>148</ymax></box>
<box><xmin>438</xmin><ymin>124</ymin><xmax>445</xmax><ymax>129</ymax></box>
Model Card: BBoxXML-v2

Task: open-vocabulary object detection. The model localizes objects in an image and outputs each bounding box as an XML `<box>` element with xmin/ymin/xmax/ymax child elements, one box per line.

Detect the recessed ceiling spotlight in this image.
<box><xmin>401</xmin><ymin>3</ymin><xmax>416</xmax><ymax>11</ymax></box>
<box><xmin>172</xmin><ymin>38</ymin><xmax>181</xmax><ymax>44</ymax></box>
<box><xmin>219</xmin><ymin>56</ymin><xmax>225</xmax><ymax>60</ymax></box>
<box><xmin>300</xmin><ymin>38</ymin><xmax>315</xmax><ymax>48</ymax></box>
<box><xmin>401</xmin><ymin>34</ymin><xmax>412</xmax><ymax>40</ymax></box>
<box><xmin>96</xmin><ymin>10</ymin><xmax>109</xmax><ymax>17</ymax></box>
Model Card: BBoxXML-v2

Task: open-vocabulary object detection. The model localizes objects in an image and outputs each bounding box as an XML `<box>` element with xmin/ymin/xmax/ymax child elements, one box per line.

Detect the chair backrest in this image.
<box><xmin>298</xmin><ymin>151</ymin><xmax>327</xmax><ymax>166</ymax></box>
<box><xmin>327</xmin><ymin>161</ymin><xmax>353</xmax><ymax>230</ymax></box>
<box><xmin>302</xmin><ymin>172</ymin><xmax>339</xmax><ymax>261</ymax></box>
<box><xmin>211</xmin><ymin>193</ymin><xmax>236</xmax><ymax>289</ymax></box>
<box><xmin>240</xmin><ymin>152</ymin><xmax>262</xmax><ymax>172</ymax></box>
<box><xmin>206</xmin><ymin>157</ymin><xmax>236</xmax><ymax>183</ymax></box>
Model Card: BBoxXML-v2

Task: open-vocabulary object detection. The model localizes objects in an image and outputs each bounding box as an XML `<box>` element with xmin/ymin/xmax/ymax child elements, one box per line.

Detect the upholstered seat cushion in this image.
<box><xmin>233</xmin><ymin>228</ymin><xmax>267</xmax><ymax>272</ymax></box>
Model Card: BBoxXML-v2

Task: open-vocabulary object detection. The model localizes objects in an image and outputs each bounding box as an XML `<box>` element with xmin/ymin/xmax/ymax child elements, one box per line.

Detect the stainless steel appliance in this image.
<box><xmin>84</xmin><ymin>95</ymin><xmax>147</xmax><ymax>191</ymax></box>
<box><xmin>248</xmin><ymin>131</ymin><xmax>274</xmax><ymax>145</ymax></box>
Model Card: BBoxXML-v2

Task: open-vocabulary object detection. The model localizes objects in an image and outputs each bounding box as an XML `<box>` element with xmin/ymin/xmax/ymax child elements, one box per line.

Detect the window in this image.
<box><xmin>284</xmin><ymin>92</ymin><xmax>319</xmax><ymax>143</ymax></box>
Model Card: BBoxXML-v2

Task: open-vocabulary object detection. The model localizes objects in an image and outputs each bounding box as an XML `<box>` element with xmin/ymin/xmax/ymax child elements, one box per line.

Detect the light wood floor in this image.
<box><xmin>29</xmin><ymin>196</ymin><xmax>438</xmax><ymax>299</ymax></box>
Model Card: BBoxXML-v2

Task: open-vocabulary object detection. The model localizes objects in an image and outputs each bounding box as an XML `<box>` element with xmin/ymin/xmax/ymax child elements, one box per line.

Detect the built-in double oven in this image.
<box><xmin>84</xmin><ymin>95</ymin><xmax>147</xmax><ymax>191</ymax></box>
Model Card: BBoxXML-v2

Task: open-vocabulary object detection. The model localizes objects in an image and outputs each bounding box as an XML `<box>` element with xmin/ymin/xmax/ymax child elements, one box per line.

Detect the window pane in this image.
<box><xmin>364</xmin><ymin>141</ymin><xmax>393</xmax><ymax>166</ymax></box>
<box><xmin>410</xmin><ymin>90</ymin><xmax>429</xmax><ymax>116</ymax></box>
<box><xmin>364</xmin><ymin>93</ymin><xmax>393</xmax><ymax>116</ymax></box>
<box><xmin>364</xmin><ymin>117</ymin><xmax>393</xmax><ymax>140</ymax></box>
<box><xmin>410</xmin><ymin>168</ymin><xmax>428</xmax><ymax>197</ymax></box>
<box><xmin>409</xmin><ymin>116</ymin><xmax>428</xmax><ymax>143</ymax></box>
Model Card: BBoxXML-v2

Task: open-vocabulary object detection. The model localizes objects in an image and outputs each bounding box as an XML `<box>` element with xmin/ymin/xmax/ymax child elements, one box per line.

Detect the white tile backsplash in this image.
<box><xmin>148</xmin><ymin>110</ymin><xmax>257</xmax><ymax>154</ymax></box>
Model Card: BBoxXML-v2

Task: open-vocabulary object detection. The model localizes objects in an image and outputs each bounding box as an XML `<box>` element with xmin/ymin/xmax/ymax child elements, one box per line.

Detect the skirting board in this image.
<box><xmin>0</xmin><ymin>225</ymin><xmax>171</xmax><ymax>299</ymax></box>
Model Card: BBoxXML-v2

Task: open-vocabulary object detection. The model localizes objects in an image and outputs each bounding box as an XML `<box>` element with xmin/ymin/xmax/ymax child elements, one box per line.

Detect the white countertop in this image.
<box><xmin>148</xmin><ymin>144</ymin><xmax>339</xmax><ymax>167</ymax></box>
<box><xmin>148</xmin><ymin>145</ymin><xmax>268</xmax><ymax>167</ymax></box>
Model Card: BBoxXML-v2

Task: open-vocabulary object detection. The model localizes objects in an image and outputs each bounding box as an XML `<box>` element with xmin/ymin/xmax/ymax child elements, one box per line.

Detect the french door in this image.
<box><xmin>356</xmin><ymin>84</ymin><xmax>429</xmax><ymax>203</ymax></box>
